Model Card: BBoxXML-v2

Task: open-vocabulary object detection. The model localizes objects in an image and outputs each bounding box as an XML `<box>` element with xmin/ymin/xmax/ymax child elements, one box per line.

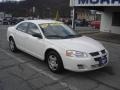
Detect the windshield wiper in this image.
<box><xmin>64</xmin><ymin>34</ymin><xmax>81</xmax><ymax>38</ymax></box>
<box><xmin>46</xmin><ymin>35</ymin><xmax>65</xmax><ymax>39</ymax></box>
<box><xmin>46</xmin><ymin>34</ymin><xmax>81</xmax><ymax>39</ymax></box>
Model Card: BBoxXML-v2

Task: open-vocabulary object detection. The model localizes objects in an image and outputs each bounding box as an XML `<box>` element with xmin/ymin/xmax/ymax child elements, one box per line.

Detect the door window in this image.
<box><xmin>27</xmin><ymin>23</ymin><xmax>41</xmax><ymax>35</ymax></box>
<box><xmin>16</xmin><ymin>22</ymin><xmax>28</xmax><ymax>32</ymax></box>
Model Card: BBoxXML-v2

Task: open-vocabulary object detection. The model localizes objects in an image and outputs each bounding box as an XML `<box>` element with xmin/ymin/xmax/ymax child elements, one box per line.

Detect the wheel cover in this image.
<box><xmin>10</xmin><ymin>40</ymin><xmax>14</xmax><ymax>51</ymax></box>
<box><xmin>48</xmin><ymin>55</ymin><xmax>58</xmax><ymax>71</ymax></box>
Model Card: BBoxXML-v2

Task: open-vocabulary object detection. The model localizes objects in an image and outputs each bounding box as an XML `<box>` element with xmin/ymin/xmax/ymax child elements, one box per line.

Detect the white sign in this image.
<box><xmin>70</xmin><ymin>0</ymin><xmax>120</xmax><ymax>6</ymax></box>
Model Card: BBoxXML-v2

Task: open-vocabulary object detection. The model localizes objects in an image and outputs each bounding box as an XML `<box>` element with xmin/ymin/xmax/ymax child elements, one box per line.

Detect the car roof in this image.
<box><xmin>22</xmin><ymin>19</ymin><xmax>61</xmax><ymax>25</ymax></box>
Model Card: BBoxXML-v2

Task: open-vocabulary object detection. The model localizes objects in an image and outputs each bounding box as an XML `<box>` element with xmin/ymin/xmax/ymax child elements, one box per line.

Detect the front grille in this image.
<box><xmin>94</xmin><ymin>55</ymin><xmax>107</xmax><ymax>66</ymax></box>
<box><xmin>94</xmin><ymin>57</ymin><xmax>101</xmax><ymax>61</ymax></box>
<box><xmin>94</xmin><ymin>55</ymin><xmax>107</xmax><ymax>61</ymax></box>
<box><xmin>101</xmin><ymin>50</ymin><xmax>106</xmax><ymax>54</ymax></box>
<box><xmin>90</xmin><ymin>52</ymin><xmax>99</xmax><ymax>56</ymax></box>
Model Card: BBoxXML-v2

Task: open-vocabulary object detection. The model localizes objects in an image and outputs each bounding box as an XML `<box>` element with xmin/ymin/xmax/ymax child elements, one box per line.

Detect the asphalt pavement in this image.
<box><xmin>0</xmin><ymin>25</ymin><xmax>120</xmax><ymax>90</ymax></box>
<box><xmin>86</xmin><ymin>32</ymin><xmax>120</xmax><ymax>44</ymax></box>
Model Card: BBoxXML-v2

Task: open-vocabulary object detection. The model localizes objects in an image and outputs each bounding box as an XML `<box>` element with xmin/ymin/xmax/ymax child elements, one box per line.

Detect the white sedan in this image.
<box><xmin>7</xmin><ymin>20</ymin><xmax>109</xmax><ymax>73</ymax></box>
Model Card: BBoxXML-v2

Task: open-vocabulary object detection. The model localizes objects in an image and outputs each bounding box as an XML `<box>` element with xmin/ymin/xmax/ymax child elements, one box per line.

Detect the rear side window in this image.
<box><xmin>16</xmin><ymin>22</ymin><xmax>28</xmax><ymax>32</ymax></box>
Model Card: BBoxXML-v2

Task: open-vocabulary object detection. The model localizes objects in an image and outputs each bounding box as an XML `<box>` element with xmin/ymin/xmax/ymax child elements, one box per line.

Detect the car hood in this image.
<box><xmin>48</xmin><ymin>36</ymin><xmax>105</xmax><ymax>53</ymax></box>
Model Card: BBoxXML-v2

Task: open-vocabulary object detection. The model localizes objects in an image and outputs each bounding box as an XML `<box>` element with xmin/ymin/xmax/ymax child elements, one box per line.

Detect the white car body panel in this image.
<box><xmin>46</xmin><ymin>37</ymin><xmax>109</xmax><ymax>71</ymax></box>
<box><xmin>47</xmin><ymin>36</ymin><xmax>105</xmax><ymax>53</ymax></box>
<box><xmin>7</xmin><ymin>20</ymin><xmax>109</xmax><ymax>72</ymax></box>
<box><xmin>24</xmin><ymin>34</ymin><xmax>46</xmax><ymax>60</ymax></box>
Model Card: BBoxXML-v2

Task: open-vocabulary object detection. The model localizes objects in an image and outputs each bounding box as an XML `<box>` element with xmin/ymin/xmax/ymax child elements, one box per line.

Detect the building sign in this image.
<box><xmin>70</xmin><ymin>0</ymin><xmax>120</xmax><ymax>6</ymax></box>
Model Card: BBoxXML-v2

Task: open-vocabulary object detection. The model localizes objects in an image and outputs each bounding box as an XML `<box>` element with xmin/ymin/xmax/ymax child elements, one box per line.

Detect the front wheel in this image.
<box><xmin>46</xmin><ymin>51</ymin><xmax>64</xmax><ymax>73</ymax></box>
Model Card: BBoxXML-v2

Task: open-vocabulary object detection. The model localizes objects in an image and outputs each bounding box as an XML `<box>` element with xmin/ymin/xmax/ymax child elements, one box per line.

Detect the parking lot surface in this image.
<box><xmin>0</xmin><ymin>25</ymin><xmax>120</xmax><ymax>90</ymax></box>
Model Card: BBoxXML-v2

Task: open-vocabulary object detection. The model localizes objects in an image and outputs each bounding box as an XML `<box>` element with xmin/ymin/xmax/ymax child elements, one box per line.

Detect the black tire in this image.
<box><xmin>46</xmin><ymin>51</ymin><xmax>64</xmax><ymax>73</ymax></box>
<box><xmin>9</xmin><ymin>38</ymin><xmax>17</xmax><ymax>52</ymax></box>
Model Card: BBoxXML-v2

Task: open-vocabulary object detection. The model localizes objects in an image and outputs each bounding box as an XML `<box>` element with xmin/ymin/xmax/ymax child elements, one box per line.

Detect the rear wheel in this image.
<box><xmin>46</xmin><ymin>51</ymin><xmax>64</xmax><ymax>73</ymax></box>
<box><xmin>9</xmin><ymin>38</ymin><xmax>17</xmax><ymax>52</ymax></box>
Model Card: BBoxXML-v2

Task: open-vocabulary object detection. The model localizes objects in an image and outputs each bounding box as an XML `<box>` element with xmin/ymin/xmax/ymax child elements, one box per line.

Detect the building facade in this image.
<box><xmin>70</xmin><ymin>0</ymin><xmax>120</xmax><ymax>34</ymax></box>
<box><xmin>101</xmin><ymin>7</ymin><xmax>120</xmax><ymax>34</ymax></box>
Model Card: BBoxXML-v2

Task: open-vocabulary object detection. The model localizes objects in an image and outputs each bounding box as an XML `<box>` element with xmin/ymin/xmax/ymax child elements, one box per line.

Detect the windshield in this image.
<box><xmin>39</xmin><ymin>23</ymin><xmax>81</xmax><ymax>39</ymax></box>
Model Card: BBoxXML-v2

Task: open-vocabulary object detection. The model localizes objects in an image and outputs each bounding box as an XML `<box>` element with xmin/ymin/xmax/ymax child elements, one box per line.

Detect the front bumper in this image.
<box><xmin>62</xmin><ymin>53</ymin><xmax>109</xmax><ymax>72</ymax></box>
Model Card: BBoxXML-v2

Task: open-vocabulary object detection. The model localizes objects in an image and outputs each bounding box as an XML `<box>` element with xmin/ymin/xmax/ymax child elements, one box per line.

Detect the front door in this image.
<box><xmin>25</xmin><ymin>23</ymin><xmax>45</xmax><ymax>60</ymax></box>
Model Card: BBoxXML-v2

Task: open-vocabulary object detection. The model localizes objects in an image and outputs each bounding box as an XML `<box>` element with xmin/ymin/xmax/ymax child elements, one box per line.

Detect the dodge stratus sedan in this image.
<box><xmin>7</xmin><ymin>20</ymin><xmax>109</xmax><ymax>73</ymax></box>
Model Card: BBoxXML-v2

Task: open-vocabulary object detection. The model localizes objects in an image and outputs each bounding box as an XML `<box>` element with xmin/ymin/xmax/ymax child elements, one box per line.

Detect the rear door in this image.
<box><xmin>15</xmin><ymin>22</ymin><xmax>29</xmax><ymax>51</ymax></box>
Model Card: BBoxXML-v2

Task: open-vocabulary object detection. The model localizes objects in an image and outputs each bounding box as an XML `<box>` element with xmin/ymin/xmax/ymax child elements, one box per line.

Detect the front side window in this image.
<box><xmin>16</xmin><ymin>22</ymin><xmax>28</xmax><ymax>32</ymax></box>
<box><xmin>27</xmin><ymin>23</ymin><xmax>41</xmax><ymax>35</ymax></box>
<box><xmin>39</xmin><ymin>23</ymin><xmax>81</xmax><ymax>39</ymax></box>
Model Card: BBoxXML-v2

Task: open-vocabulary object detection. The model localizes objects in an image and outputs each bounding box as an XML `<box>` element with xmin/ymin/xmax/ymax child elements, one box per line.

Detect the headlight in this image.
<box><xmin>66</xmin><ymin>50</ymin><xmax>88</xmax><ymax>58</ymax></box>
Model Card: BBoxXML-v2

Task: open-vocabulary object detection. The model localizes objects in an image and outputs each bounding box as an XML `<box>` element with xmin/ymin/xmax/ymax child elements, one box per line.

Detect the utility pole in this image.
<box><xmin>71</xmin><ymin>0</ymin><xmax>75</xmax><ymax>30</ymax></box>
<box><xmin>72</xmin><ymin>6</ymin><xmax>75</xmax><ymax>29</ymax></box>
<box><xmin>32</xmin><ymin>6</ymin><xmax>35</xmax><ymax>19</ymax></box>
<box><xmin>32</xmin><ymin>0</ymin><xmax>35</xmax><ymax>19</ymax></box>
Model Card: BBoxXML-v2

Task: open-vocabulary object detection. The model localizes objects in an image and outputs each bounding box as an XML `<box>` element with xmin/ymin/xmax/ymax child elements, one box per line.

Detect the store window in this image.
<box><xmin>112</xmin><ymin>12</ymin><xmax>120</xmax><ymax>26</ymax></box>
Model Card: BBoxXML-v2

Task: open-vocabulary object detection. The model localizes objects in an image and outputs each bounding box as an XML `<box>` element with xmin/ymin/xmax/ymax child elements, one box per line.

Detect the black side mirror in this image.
<box><xmin>32</xmin><ymin>33</ymin><xmax>42</xmax><ymax>39</ymax></box>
